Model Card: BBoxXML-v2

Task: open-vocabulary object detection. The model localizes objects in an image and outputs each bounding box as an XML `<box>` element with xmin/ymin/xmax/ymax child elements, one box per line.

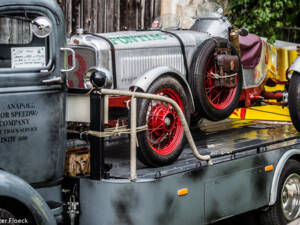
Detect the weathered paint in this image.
<box><xmin>0</xmin><ymin>90</ymin><xmax>65</xmax><ymax>184</ymax></box>
<box><xmin>78</xmin><ymin>145</ymin><xmax>300</xmax><ymax>225</ymax></box>
<box><xmin>0</xmin><ymin>0</ymin><xmax>66</xmax><ymax>185</ymax></box>
<box><xmin>0</xmin><ymin>1</ymin><xmax>66</xmax><ymax>224</ymax></box>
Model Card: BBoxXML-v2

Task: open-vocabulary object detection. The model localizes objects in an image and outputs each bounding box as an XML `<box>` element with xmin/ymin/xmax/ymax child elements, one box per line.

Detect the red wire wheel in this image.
<box><xmin>136</xmin><ymin>76</ymin><xmax>190</xmax><ymax>167</ymax></box>
<box><xmin>189</xmin><ymin>38</ymin><xmax>243</xmax><ymax>121</ymax></box>
<box><xmin>146</xmin><ymin>88</ymin><xmax>183</xmax><ymax>155</ymax></box>
<box><xmin>204</xmin><ymin>54</ymin><xmax>238</xmax><ymax>110</ymax></box>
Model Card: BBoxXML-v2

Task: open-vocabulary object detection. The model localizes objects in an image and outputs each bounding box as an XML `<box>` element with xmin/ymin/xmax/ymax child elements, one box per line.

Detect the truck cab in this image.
<box><xmin>0</xmin><ymin>1</ymin><xmax>69</xmax><ymax>224</ymax></box>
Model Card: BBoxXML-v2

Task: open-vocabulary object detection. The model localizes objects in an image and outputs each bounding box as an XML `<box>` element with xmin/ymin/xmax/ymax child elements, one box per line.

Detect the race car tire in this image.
<box><xmin>190</xmin><ymin>111</ymin><xmax>202</xmax><ymax>127</ymax></box>
<box><xmin>136</xmin><ymin>75</ymin><xmax>190</xmax><ymax>167</ymax></box>
<box><xmin>190</xmin><ymin>38</ymin><xmax>243</xmax><ymax>121</ymax></box>
<box><xmin>288</xmin><ymin>73</ymin><xmax>300</xmax><ymax>131</ymax></box>
<box><xmin>259</xmin><ymin>159</ymin><xmax>300</xmax><ymax>225</ymax></box>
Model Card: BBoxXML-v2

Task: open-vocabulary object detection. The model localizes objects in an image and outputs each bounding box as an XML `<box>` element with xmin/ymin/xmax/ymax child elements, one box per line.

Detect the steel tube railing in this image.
<box><xmin>130</xmin><ymin>96</ymin><xmax>137</xmax><ymax>181</ymax></box>
<box><xmin>99</xmin><ymin>88</ymin><xmax>212</xmax><ymax>180</ymax></box>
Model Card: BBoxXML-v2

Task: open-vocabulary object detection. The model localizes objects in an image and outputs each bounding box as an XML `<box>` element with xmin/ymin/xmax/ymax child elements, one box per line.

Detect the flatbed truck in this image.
<box><xmin>1</xmin><ymin>1</ymin><xmax>300</xmax><ymax>225</ymax></box>
<box><xmin>65</xmin><ymin>92</ymin><xmax>300</xmax><ymax>225</ymax></box>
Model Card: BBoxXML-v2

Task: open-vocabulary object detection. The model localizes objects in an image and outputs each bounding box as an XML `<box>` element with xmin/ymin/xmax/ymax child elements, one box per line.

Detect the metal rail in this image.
<box><xmin>97</xmin><ymin>88</ymin><xmax>212</xmax><ymax>181</ymax></box>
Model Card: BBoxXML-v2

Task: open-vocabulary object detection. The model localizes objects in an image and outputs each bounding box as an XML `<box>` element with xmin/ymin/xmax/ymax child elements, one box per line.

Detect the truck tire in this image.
<box><xmin>136</xmin><ymin>75</ymin><xmax>190</xmax><ymax>167</ymax></box>
<box><xmin>260</xmin><ymin>159</ymin><xmax>300</xmax><ymax>225</ymax></box>
<box><xmin>190</xmin><ymin>38</ymin><xmax>243</xmax><ymax>121</ymax></box>
<box><xmin>0</xmin><ymin>198</ymin><xmax>36</xmax><ymax>225</ymax></box>
<box><xmin>288</xmin><ymin>73</ymin><xmax>300</xmax><ymax>131</ymax></box>
<box><xmin>0</xmin><ymin>208</ymin><xmax>17</xmax><ymax>225</ymax></box>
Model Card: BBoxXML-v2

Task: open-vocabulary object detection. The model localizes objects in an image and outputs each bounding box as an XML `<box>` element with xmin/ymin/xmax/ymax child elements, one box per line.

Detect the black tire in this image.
<box><xmin>0</xmin><ymin>198</ymin><xmax>36</xmax><ymax>225</ymax></box>
<box><xmin>0</xmin><ymin>208</ymin><xmax>18</xmax><ymax>225</ymax></box>
<box><xmin>189</xmin><ymin>38</ymin><xmax>243</xmax><ymax>121</ymax></box>
<box><xmin>190</xmin><ymin>111</ymin><xmax>202</xmax><ymax>127</ymax></box>
<box><xmin>136</xmin><ymin>75</ymin><xmax>190</xmax><ymax>167</ymax></box>
<box><xmin>288</xmin><ymin>74</ymin><xmax>300</xmax><ymax>131</ymax></box>
<box><xmin>259</xmin><ymin>159</ymin><xmax>300</xmax><ymax>225</ymax></box>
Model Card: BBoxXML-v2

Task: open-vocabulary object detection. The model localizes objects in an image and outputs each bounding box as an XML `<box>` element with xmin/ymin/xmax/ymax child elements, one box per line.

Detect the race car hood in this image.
<box><xmin>69</xmin><ymin>29</ymin><xmax>210</xmax><ymax>51</ymax></box>
<box><xmin>68</xmin><ymin>29</ymin><xmax>211</xmax><ymax>90</ymax></box>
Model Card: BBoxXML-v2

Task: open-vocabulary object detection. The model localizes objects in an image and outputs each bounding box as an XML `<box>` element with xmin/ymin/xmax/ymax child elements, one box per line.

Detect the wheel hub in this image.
<box><xmin>145</xmin><ymin>88</ymin><xmax>184</xmax><ymax>156</ymax></box>
<box><xmin>149</xmin><ymin>104</ymin><xmax>175</xmax><ymax>135</ymax></box>
<box><xmin>164</xmin><ymin>117</ymin><xmax>172</xmax><ymax>127</ymax></box>
<box><xmin>281</xmin><ymin>173</ymin><xmax>300</xmax><ymax>221</ymax></box>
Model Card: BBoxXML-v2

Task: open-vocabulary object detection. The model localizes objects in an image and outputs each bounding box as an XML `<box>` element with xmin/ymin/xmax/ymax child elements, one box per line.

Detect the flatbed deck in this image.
<box><xmin>67</xmin><ymin>119</ymin><xmax>300</xmax><ymax>180</ymax></box>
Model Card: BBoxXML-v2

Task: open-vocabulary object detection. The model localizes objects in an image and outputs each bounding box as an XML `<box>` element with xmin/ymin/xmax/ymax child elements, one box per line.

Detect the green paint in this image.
<box><xmin>108</xmin><ymin>33</ymin><xmax>168</xmax><ymax>46</ymax></box>
<box><xmin>149</xmin><ymin>34</ymin><xmax>167</xmax><ymax>40</ymax></box>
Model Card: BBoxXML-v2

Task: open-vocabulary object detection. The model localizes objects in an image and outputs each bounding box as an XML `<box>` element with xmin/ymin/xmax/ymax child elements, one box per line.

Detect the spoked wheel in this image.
<box><xmin>190</xmin><ymin>38</ymin><xmax>243</xmax><ymax>121</ymax></box>
<box><xmin>137</xmin><ymin>76</ymin><xmax>190</xmax><ymax>167</ymax></box>
<box><xmin>260</xmin><ymin>160</ymin><xmax>300</xmax><ymax>225</ymax></box>
<box><xmin>204</xmin><ymin>54</ymin><xmax>238</xmax><ymax>110</ymax></box>
<box><xmin>0</xmin><ymin>208</ymin><xmax>18</xmax><ymax>225</ymax></box>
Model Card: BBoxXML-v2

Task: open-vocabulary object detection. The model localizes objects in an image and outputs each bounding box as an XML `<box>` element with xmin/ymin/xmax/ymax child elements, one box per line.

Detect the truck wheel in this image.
<box><xmin>260</xmin><ymin>159</ymin><xmax>300</xmax><ymax>225</ymax></box>
<box><xmin>136</xmin><ymin>76</ymin><xmax>190</xmax><ymax>167</ymax></box>
<box><xmin>190</xmin><ymin>38</ymin><xmax>243</xmax><ymax>121</ymax></box>
<box><xmin>288</xmin><ymin>73</ymin><xmax>300</xmax><ymax>131</ymax></box>
<box><xmin>0</xmin><ymin>208</ymin><xmax>18</xmax><ymax>225</ymax></box>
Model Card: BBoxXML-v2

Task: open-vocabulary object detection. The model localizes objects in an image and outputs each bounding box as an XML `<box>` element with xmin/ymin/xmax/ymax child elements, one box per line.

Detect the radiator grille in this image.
<box><xmin>116</xmin><ymin>47</ymin><xmax>184</xmax><ymax>89</ymax></box>
<box><xmin>68</xmin><ymin>47</ymin><xmax>96</xmax><ymax>89</ymax></box>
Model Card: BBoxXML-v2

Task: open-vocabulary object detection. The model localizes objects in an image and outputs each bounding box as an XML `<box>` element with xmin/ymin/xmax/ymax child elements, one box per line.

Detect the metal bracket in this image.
<box><xmin>42</xmin><ymin>76</ymin><xmax>63</xmax><ymax>84</ymax></box>
<box><xmin>61</xmin><ymin>47</ymin><xmax>76</xmax><ymax>72</ymax></box>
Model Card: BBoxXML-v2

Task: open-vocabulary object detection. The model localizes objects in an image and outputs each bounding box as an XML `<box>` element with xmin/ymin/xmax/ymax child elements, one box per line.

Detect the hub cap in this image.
<box><xmin>281</xmin><ymin>173</ymin><xmax>300</xmax><ymax>221</ymax></box>
<box><xmin>146</xmin><ymin>88</ymin><xmax>184</xmax><ymax>155</ymax></box>
<box><xmin>204</xmin><ymin>54</ymin><xmax>238</xmax><ymax>109</ymax></box>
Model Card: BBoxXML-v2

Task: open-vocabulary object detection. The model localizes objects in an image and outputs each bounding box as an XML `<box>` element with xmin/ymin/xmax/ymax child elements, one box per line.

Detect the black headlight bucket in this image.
<box><xmin>84</xmin><ymin>67</ymin><xmax>113</xmax><ymax>89</ymax></box>
<box><xmin>91</xmin><ymin>71</ymin><xmax>106</xmax><ymax>88</ymax></box>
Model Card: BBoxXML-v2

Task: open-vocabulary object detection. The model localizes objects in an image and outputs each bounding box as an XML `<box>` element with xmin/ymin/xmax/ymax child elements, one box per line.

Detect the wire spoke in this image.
<box><xmin>212</xmin><ymin>90</ymin><xmax>223</xmax><ymax>103</ymax></box>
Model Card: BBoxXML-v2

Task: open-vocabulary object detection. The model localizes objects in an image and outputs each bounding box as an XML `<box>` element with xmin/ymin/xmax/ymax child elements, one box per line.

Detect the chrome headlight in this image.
<box><xmin>32</xmin><ymin>16</ymin><xmax>53</xmax><ymax>38</ymax></box>
<box><xmin>84</xmin><ymin>67</ymin><xmax>113</xmax><ymax>89</ymax></box>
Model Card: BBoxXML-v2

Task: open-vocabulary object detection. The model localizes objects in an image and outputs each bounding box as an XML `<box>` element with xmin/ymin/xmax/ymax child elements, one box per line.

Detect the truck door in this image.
<box><xmin>0</xmin><ymin>5</ymin><xmax>67</xmax><ymax>186</ymax></box>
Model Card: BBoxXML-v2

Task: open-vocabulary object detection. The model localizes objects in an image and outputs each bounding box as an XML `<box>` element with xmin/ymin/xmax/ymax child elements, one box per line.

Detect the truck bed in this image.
<box><xmin>67</xmin><ymin>119</ymin><xmax>300</xmax><ymax>180</ymax></box>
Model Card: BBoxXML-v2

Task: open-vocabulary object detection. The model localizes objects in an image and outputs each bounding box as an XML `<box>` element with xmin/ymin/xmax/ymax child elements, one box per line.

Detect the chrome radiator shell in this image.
<box><xmin>68</xmin><ymin>30</ymin><xmax>211</xmax><ymax>90</ymax></box>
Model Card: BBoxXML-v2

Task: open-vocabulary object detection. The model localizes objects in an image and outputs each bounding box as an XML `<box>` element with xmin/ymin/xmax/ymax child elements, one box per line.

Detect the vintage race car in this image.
<box><xmin>67</xmin><ymin>3</ymin><xmax>297</xmax><ymax>167</ymax></box>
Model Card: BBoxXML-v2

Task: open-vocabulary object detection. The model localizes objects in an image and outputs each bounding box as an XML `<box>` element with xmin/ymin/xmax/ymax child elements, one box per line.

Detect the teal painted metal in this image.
<box><xmin>269</xmin><ymin>149</ymin><xmax>300</xmax><ymax>206</ymax></box>
<box><xmin>0</xmin><ymin>0</ymin><xmax>66</xmax><ymax>185</ymax></box>
<box><xmin>0</xmin><ymin>1</ymin><xmax>66</xmax><ymax>224</ymax></box>
<box><xmin>78</xmin><ymin>145</ymin><xmax>299</xmax><ymax>225</ymax></box>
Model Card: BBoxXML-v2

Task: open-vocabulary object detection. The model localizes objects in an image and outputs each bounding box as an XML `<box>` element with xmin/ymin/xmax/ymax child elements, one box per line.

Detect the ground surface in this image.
<box><xmin>212</xmin><ymin>211</ymin><xmax>260</xmax><ymax>225</ymax></box>
<box><xmin>213</xmin><ymin>212</ymin><xmax>300</xmax><ymax>225</ymax></box>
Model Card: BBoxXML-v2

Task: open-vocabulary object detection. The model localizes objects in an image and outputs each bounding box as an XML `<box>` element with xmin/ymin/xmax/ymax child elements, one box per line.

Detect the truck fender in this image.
<box><xmin>269</xmin><ymin>149</ymin><xmax>300</xmax><ymax>206</ymax></box>
<box><xmin>288</xmin><ymin>56</ymin><xmax>300</xmax><ymax>74</ymax></box>
<box><xmin>0</xmin><ymin>170</ymin><xmax>56</xmax><ymax>225</ymax></box>
<box><xmin>130</xmin><ymin>66</ymin><xmax>195</xmax><ymax>113</ymax></box>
